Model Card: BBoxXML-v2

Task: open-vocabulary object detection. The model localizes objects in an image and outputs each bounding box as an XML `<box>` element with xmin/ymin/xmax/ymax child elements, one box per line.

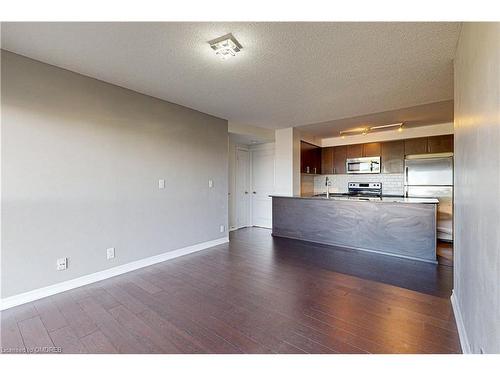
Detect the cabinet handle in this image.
<box><xmin>245</xmin><ymin>191</ymin><xmax>248</xmax><ymax>194</ymax></box>
<box><xmin>253</xmin><ymin>191</ymin><xmax>256</xmax><ymax>194</ymax></box>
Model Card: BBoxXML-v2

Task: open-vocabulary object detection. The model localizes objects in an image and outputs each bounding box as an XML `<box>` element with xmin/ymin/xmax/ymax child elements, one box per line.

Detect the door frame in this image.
<box><xmin>249</xmin><ymin>142</ymin><xmax>275</xmax><ymax>228</ymax></box>
<box><xmin>234</xmin><ymin>146</ymin><xmax>251</xmax><ymax>230</ymax></box>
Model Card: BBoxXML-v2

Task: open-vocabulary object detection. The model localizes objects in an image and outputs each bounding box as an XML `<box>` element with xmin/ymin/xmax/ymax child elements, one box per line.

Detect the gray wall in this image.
<box><xmin>454</xmin><ymin>23</ymin><xmax>500</xmax><ymax>353</ymax></box>
<box><xmin>1</xmin><ymin>51</ymin><xmax>228</xmax><ymax>298</ymax></box>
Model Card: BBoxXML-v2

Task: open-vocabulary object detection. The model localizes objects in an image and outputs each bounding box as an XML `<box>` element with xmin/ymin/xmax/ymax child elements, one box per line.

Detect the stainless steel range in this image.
<box><xmin>347</xmin><ymin>182</ymin><xmax>382</xmax><ymax>197</ymax></box>
<box><xmin>321</xmin><ymin>182</ymin><xmax>383</xmax><ymax>200</ymax></box>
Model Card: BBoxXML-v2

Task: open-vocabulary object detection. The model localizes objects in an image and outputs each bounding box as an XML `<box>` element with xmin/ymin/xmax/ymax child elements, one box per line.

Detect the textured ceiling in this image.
<box><xmin>298</xmin><ymin>100</ymin><xmax>454</xmax><ymax>139</ymax></box>
<box><xmin>1</xmin><ymin>22</ymin><xmax>461</xmax><ymax>129</ymax></box>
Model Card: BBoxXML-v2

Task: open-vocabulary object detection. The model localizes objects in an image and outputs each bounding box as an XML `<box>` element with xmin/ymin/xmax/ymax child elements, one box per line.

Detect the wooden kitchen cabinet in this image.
<box><xmin>404</xmin><ymin>137</ymin><xmax>428</xmax><ymax>155</ymax></box>
<box><xmin>333</xmin><ymin>145</ymin><xmax>347</xmax><ymax>174</ymax></box>
<box><xmin>428</xmin><ymin>134</ymin><xmax>454</xmax><ymax>153</ymax></box>
<box><xmin>300</xmin><ymin>141</ymin><xmax>321</xmax><ymax>174</ymax></box>
<box><xmin>346</xmin><ymin>144</ymin><xmax>364</xmax><ymax>159</ymax></box>
<box><xmin>381</xmin><ymin>140</ymin><xmax>404</xmax><ymax>173</ymax></box>
<box><xmin>321</xmin><ymin>147</ymin><xmax>334</xmax><ymax>174</ymax></box>
<box><xmin>363</xmin><ymin>142</ymin><xmax>381</xmax><ymax>157</ymax></box>
<box><xmin>346</xmin><ymin>142</ymin><xmax>380</xmax><ymax>159</ymax></box>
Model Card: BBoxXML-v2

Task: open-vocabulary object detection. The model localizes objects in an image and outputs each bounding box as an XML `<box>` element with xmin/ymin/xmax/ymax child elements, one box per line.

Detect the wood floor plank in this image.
<box><xmin>17</xmin><ymin>316</ymin><xmax>54</xmax><ymax>351</ymax></box>
<box><xmin>1</xmin><ymin>303</ymin><xmax>38</xmax><ymax>323</ymax></box>
<box><xmin>77</xmin><ymin>296</ymin><xmax>151</xmax><ymax>354</ymax></box>
<box><xmin>51</xmin><ymin>294</ymin><xmax>98</xmax><ymax>338</ymax></box>
<box><xmin>0</xmin><ymin>227</ymin><xmax>460</xmax><ymax>354</ymax></box>
<box><xmin>137</xmin><ymin>309</ymin><xmax>209</xmax><ymax>353</ymax></box>
<box><xmin>128</xmin><ymin>274</ymin><xmax>162</xmax><ymax>294</ymax></box>
<box><xmin>155</xmin><ymin>264</ymin><xmax>367</xmax><ymax>353</ymax></box>
<box><xmin>102</xmin><ymin>282</ymin><xmax>148</xmax><ymax>314</ymax></box>
<box><xmin>125</xmin><ymin>283</ymin><xmax>241</xmax><ymax>353</ymax></box>
<box><xmin>49</xmin><ymin>326</ymin><xmax>87</xmax><ymax>354</ymax></box>
<box><xmin>0</xmin><ymin>314</ymin><xmax>26</xmax><ymax>352</ymax></box>
<box><xmin>33</xmin><ymin>297</ymin><xmax>68</xmax><ymax>332</ymax></box>
<box><xmin>159</xmin><ymin>253</ymin><xmax>438</xmax><ymax>353</ymax></box>
<box><xmin>108</xmin><ymin>305</ymin><xmax>181</xmax><ymax>353</ymax></box>
<box><xmin>80</xmin><ymin>330</ymin><xmax>118</xmax><ymax>354</ymax></box>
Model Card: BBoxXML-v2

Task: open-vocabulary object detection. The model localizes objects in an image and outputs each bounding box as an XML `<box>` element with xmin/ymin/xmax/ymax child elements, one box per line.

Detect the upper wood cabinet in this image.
<box><xmin>404</xmin><ymin>137</ymin><xmax>428</xmax><ymax>155</ymax></box>
<box><xmin>306</xmin><ymin>134</ymin><xmax>452</xmax><ymax>175</ymax></box>
<box><xmin>428</xmin><ymin>134</ymin><xmax>454</xmax><ymax>153</ymax></box>
<box><xmin>321</xmin><ymin>147</ymin><xmax>334</xmax><ymax>174</ymax></box>
<box><xmin>346</xmin><ymin>144</ymin><xmax>364</xmax><ymax>159</ymax></box>
<box><xmin>300</xmin><ymin>141</ymin><xmax>321</xmax><ymax>174</ymax></box>
<box><xmin>404</xmin><ymin>135</ymin><xmax>454</xmax><ymax>155</ymax></box>
<box><xmin>333</xmin><ymin>146</ymin><xmax>347</xmax><ymax>174</ymax></box>
<box><xmin>346</xmin><ymin>142</ymin><xmax>381</xmax><ymax>158</ymax></box>
<box><xmin>363</xmin><ymin>142</ymin><xmax>381</xmax><ymax>157</ymax></box>
<box><xmin>381</xmin><ymin>140</ymin><xmax>404</xmax><ymax>174</ymax></box>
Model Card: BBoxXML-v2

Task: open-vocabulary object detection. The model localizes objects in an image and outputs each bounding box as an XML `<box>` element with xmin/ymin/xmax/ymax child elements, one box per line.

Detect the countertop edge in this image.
<box><xmin>269</xmin><ymin>195</ymin><xmax>439</xmax><ymax>204</ymax></box>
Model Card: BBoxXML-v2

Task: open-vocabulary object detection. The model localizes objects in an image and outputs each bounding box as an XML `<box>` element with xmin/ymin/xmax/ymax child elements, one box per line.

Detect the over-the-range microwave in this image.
<box><xmin>346</xmin><ymin>156</ymin><xmax>381</xmax><ymax>174</ymax></box>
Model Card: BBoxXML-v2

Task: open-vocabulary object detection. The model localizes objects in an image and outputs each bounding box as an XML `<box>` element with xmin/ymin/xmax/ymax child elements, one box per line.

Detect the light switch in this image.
<box><xmin>208</xmin><ymin>179</ymin><xmax>213</xmax><ymax>188</ymax></box>
<box><xmin>158</xmin><ymin>179</ymin><xmax>165</xmax><ymax>189</ymax></box>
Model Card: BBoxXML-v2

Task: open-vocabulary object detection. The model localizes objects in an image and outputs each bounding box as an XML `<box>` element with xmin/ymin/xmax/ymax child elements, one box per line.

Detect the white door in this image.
<box><xmin>235</xmin><ymin>149</ymin><xmax>251</xmax><ymax>228</ymax></box>
<box><xmin>251</xmin><ymin>145</ymin><xmax>275</xmax><ymax>228</ymax></box>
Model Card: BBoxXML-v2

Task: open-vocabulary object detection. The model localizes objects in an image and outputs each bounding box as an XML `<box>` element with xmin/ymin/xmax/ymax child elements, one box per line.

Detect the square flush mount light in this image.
<box><xmin>208</xmin><ymin>33</ymin><xmax>243</xmax><ymax>60</ymax></box>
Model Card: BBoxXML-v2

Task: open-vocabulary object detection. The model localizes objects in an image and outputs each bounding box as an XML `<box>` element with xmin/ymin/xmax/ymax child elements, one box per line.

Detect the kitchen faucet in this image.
<box><xmin>325</xmin><ymin>176</ymin><xmax>331</xmax><ymax>199</ymax></box>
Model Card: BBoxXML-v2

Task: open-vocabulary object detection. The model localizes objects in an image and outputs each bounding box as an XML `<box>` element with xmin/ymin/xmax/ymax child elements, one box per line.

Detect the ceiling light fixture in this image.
<box><xmin>208</xmin><ymin>33</ymin><xmax>243</xmax><ymax>60</ymax></box>
<box><xmin>339</xmin><ymin>123</ymin><xmax>404</xmax><ymax>138</ymax></box>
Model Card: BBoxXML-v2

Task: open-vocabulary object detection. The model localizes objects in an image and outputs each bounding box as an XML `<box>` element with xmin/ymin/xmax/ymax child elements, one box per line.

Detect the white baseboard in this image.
<box><xmin>451</xmin><ymin>290</ymin><xmax>471</xmax><ymax>354</ymax></box>
<box><xmin>0</xmin><ymin>236</ymin><xmax>229</xmax><ymax>311</ymax></box>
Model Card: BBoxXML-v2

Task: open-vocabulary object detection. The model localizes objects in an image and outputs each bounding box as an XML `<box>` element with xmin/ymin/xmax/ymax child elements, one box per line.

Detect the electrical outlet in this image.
<box><xmin>208</xmin><ymin>179</ymin><xmax>213</xmax><ymax>188</ymax></box>
<box><xmin>106</xmin><ymin>247</ymin><xmax>115</xmax><ymax>260</ymax></box>
<box><xmin>219</xmin><ymin>225</ymin><xmax>225</xmax><ymax>233</ymax></box>
<box><xmin>158</xmin><ymin>179</ymin><xmax>165</xmax><ymax>189</ymax></box>
<box><xmin>56</xmin><ymin>258</ymin><xmax>67</xmax><ymax>271</ymax></box>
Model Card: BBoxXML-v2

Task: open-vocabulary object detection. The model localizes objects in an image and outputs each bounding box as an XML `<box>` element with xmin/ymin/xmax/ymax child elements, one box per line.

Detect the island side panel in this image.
<box><xmin>272</xmin><ymin>197</ymin><xmax>437</xmax><ymax>262</ymax></box>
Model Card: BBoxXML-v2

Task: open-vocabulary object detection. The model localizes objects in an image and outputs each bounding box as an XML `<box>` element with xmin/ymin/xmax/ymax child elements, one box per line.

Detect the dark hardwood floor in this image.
<box><xmin>1</xmin><ymin>227</ymin><xmax>460</xmax><ymax>354</ymax></box>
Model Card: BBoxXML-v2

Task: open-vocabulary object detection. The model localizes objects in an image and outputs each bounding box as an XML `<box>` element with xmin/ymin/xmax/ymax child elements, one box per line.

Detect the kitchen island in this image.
<box><xmin>271</xmin><ymin>195</ymin><xmax>439</xmax><ymax>263</ymax></box>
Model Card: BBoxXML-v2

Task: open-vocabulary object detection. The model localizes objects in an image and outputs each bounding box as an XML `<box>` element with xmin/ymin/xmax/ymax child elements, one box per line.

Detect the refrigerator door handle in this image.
<box><xmin>404</xmin><ymin>166</ymin><xmax>409</xmax><ymax>197</ymax></box>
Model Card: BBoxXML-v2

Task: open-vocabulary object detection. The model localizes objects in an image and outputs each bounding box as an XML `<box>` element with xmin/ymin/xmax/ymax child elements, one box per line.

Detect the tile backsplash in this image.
<box><xmin>313</xmin><ymin>173</ymin><xmax>405</xmax><ymax>196</ymax></box>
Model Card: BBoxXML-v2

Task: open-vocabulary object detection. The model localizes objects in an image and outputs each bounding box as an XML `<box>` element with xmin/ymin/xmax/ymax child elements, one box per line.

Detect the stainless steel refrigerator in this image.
<box><xmin>404</xmin><ymin>153</ymin><xmax>453</xmax><ymax>242</ymax></box>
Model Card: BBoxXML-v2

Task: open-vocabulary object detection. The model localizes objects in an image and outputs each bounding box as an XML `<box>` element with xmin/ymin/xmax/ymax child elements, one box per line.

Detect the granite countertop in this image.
<box><xmin>270</xmin><ymin>194</ymin><xmax>439</xmax><ymax>204</ymax></box>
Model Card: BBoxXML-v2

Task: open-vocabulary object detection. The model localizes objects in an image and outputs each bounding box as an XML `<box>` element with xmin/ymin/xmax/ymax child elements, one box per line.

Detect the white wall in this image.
<box><xmin>1</xmin><ymin>51</ymin><xmax>229</xmax><ymax>298</ymax></box>
<box><xmin>453</xmin><ymin>23</ymin><xmax>500</xmax><ymax>353</ymax></box>
<box><xmin>228</xmin><ymin>122</ymin><xmax>275</xmax><ymax>143</ymax></box>
<box><xmin>274</xmin><ymin>127</ymin><xmax>301</xmax><ymax>195</ymax></box>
